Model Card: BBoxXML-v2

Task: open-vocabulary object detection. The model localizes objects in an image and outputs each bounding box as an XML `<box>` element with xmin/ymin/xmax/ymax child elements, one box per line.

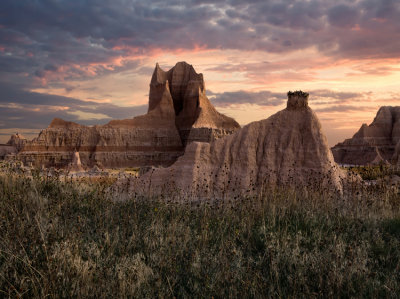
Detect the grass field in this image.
<box><xmin>1</xmin><ymin>167</ymin><xmax>400</xmax><ymax>298</ymax></box>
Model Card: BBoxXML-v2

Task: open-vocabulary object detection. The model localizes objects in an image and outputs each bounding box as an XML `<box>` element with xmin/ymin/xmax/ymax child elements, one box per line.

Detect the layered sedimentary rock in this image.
<box><xmin>14</xmin><ymin>62</ymin><xmax>240</xmax><ymax>169</ymax></box>
<box><xmin>124</xmin><ymin>91</ymin><xmax>344</xmax><ymax>198</ymax></box>
<box><xmin>332</xmin><ymin>106</ymin><xmax>400</xmax><ymax>165</ymax></box>
<box><xmin>150</xmin><ymin>62</ymin><xmax>240</xmax><ymax>145</ymax></box>
<box><xmin>18</xmin><ymin>108</ymin><xmax>184</xmax><ymax>169</ymax></box>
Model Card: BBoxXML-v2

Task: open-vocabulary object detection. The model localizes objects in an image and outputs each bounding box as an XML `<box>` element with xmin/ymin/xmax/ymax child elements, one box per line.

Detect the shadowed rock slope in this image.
<box><xmin>13</xmin><ymin>62</ymin><xmax>240</xmax><ymax>169</ymax></box>
<box><xmin>150</xmin><ymin>62</ymin><xmax>240</xmax><ymax>145</ymax></box>
<box><xmin>125</xmin><ymin>91</ymin><xmax>345</xmax><ymax>198</ymax></box>
<box><xmin>332</xmin><ymin>106</ymin><xmax>400</xmax><ymax>165</ymax></box>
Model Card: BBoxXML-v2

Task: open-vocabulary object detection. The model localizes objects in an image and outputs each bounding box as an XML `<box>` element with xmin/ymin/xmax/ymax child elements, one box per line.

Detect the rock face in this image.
<box><xmin>332</xmin><ymin>106</ymin><xmax>400</xmax><ymax>165</ymax></box>
<box><xmin>7</xmin><ymin>133</ymin><xmax>27</xmax><ymax>151</ymax></box>
<box><xmin>0</xmin><ymin>133</ymin><xmax>26</xmax><ymax>160</ymax></box>
<box><xmin>126</xmin><ymin>91</ymin><xmax>344</xmax><ymax>198</ymax></box>
<box><xmin>14</xmin><ymin>62</ymin><xmax>240</xmax><ymax>169</ymax></box>
<box><xmin>150</xmin><ymin>62</ymin><xmax>240</xmax><ymax>145</ymax></box>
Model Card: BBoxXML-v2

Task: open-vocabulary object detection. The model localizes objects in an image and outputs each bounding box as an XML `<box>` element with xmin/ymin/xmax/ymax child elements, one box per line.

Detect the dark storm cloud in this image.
<box><xmin>0</xmin><ymin>0</ymin><xmax>399</xmax><ymax>130</ymax></box>
<box><xmin>327</xmin><ymin>4</ymin><xmax>359</xmax><ymax>28</ymax></box>
<box><xmin>1</xmin><ymin>0</ymin><xmax>400</xmax><ymax>82</ymax></box>
<box><xmin>0</xmin><ymin>82</ymin><xmax>147</xmax><ymax>129</ymax></box>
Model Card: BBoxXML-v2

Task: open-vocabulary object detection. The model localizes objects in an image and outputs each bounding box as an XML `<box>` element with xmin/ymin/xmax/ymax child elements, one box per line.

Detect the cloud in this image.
<box><xmin>0</xmin><ymin>82</ymin><xmax>147</xmax><ymax>129</ymax></box>
<box><xmin>327</xmin><ymin>4</ymin><xmax>359</xmax><ymax>28</ymax></box>
<box><xmin>208</xmin><ymin>88</ymin><xmax>369</xmax><ymax>108</ymax></box>
<box><xmin>1</xmin><ymin>0</ymin><xmax>400</xmax><ymax>88</ymax></box>
<box><xmin>309</xmin><ymin>89</ymin><xmax>372</xmax><ymax>105</ymax></box>
<box><xmin>0</xmin><ymin>0</ymin><xmax>398</xmax><ymax>138</ymax></box>
<box><xmin>314</xmin><ymin>105</ymin><xmax>375</xmax><ymax>113</ymax></box>
<box><xmin>208</xmin><ymin>90</ymin><xmax>287</xmax><ymax>107</ymax></box>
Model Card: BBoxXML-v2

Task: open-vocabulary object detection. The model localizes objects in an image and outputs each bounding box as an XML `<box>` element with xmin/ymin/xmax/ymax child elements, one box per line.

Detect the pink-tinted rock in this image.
<box><xmin>124</xmin><ymin>91</ymin><xmax>345</xmax><ymax>198</ymax></box>
<box><xmin>68</xmin><ymin>151</ymin><xmax>84</xmax><ymax>172</ymax></box>
<box><xmin>149</xmin><ymin>61</ymin><xmax>240</xmax><ymax>144</ymax></box>
<box><xmin>12</xmin><ymin>62</ymin><xmax>240</xmax><ymax>169</ymax></box>
<box><xmin>332</xmin><ymin>106</ymin><xmax>400</xmax><ymax>165</ymax></box>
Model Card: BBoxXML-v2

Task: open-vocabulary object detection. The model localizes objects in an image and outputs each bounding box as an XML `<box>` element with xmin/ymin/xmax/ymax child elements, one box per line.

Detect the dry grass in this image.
<box><xmin>0</xmin><ymin>167</ymin><xmax>400</xmax><ymax>298</ymax></box>
<box><xmin>348</xmin><ymin>164</ymin><xmax>400</xmax><ymax>181</ymax></box>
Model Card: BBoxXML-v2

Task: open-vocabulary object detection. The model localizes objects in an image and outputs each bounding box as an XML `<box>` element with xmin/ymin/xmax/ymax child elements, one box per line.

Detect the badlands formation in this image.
<box><xmin>0</xmin><ymin>133</ymin><xmax>25</xmax><ymax>159</ymax></box>
<box><xmin>6</xmin><ymin>62</ymin><xmax>240</xmax><ymax>169</ymax></box>
<box><xmin>332</xmin><ymin>106</ymin><xmax>400</xmax><ymax>165</ymax></box>
<box><xmin>125</xmin><ymin>91</ymin><xmax>345</xmax><ymax>198</ymax></box>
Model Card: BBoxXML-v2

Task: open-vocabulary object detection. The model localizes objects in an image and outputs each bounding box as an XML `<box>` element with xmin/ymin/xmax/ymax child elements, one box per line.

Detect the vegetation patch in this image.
<box><xmin>0</xmin><ymin>170</ymin><xmax>400</xmax><ymax>297</ymax></box>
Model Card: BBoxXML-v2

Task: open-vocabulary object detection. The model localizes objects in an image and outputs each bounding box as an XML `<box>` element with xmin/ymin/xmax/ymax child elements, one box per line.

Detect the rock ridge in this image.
<box><xmin>121</xmin><ymin>91</ymin><xmax>345</xmax><ymax>198</ymax></box>
<box><xmin>8</xmin><ymin>62</ymin><xmax>240</xmax><ymax>169</ymax></box>
<box><xmin>332</xmin><ymin>106</ymin><xmax>400</xmax><ymax>165</ymax></box>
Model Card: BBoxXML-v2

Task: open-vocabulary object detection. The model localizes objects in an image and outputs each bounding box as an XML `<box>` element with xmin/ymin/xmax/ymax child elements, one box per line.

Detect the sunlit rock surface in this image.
<box><xmin>123</xmin><ymin>91</ymin><xmax>345</xmax><ymax>198</ymax></box>
<box><xmin>332</xmin><ymin>106</ymin><xmax>400</xmax><ymax>165</ymax></box>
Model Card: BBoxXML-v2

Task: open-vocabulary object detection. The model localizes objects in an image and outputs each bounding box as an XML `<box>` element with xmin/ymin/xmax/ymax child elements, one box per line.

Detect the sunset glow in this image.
<box><xmin>1</xmin><ymin>0</ymin><xmax>400</xmax><ymax>145</ymax></box>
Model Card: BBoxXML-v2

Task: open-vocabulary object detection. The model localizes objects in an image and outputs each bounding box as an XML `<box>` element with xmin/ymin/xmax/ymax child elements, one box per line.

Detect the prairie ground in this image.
<box><xmin>0</xmin><ymin>165</ymin><xmax>399</xmax><ymax>298</ymax></box>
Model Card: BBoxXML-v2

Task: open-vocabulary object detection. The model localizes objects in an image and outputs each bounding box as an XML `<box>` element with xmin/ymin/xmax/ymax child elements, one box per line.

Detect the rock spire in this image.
<box><xmin>124</xmin><ymin>91</ymin><xmax>344</xmax><ymax>198</ymax></box>
<box><xmin>7</xmin><ymin>62</ymin><xmax>240</xmax><ymax>169</ymax></box>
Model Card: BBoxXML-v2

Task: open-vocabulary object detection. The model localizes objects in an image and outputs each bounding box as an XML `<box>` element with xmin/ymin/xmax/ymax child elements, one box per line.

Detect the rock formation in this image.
<box><xmin>0</xmin><ymin>133</ymin><xmax>26</xmax><ymax>160</ymax></box>
<box><xmin>13</xmin><ymin>62</ymin><xmax>240</xmax><ymax>169</ymax></box>
<box><xmin>6</xmin><ymin>133</ymin><xmax>27</xmax><ymax>151</ymax></box>
<box><xmin>123</xmin><ymin>91</ymin><xmax>345</xmax><ymax>199</ymax></box>
<box><xmin>68</xmin><ymin>152</ymin><xmax>84</xmax><ymax>172</ymax></box>
<box><xmin>332</xmin><ymin>106</ymin><xmax>400</xmax><ymax>165</ymax></box>
<box><xmin>0</xmin><ymin>144</ymin><xmax>16</xmax><ymax>160</ymax></box>
<box><xmin>18</xmin><ymin>108</ymin><xmax>184</xmax><ymax>169</ymax></box>
<box><xmin>150</xmin><ymin>62</ymin><xmax>240</xmax><ymax>145</ymax></box>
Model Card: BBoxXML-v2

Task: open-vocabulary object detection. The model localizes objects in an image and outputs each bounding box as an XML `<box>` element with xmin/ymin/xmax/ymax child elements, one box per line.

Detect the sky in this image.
<box><xmin>1</xmin><ymin>0</ymin><xmax>400</xmax><ymax>146</ymax></box>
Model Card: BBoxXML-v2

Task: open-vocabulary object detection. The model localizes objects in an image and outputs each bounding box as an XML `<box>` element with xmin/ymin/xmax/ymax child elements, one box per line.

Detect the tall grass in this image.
<box><xmin>0</xmin><ymin>169</ymin><xmax>400</xmax><ymax>298</ymax></box>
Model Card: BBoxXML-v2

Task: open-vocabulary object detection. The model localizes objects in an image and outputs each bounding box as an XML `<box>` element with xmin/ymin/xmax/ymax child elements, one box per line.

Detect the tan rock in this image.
<box><xmin>67</xmin><ymin>152</ymin><xmax>84</xmax><ymax>172</ymax></box>
<box><xmin>126</xmin><ymin>91</ymin><xmax>345</xmax><ymax>199</ymax></box>
<box><xmin>150</xmin><ymin>61</ymin><xmax>240</xmax><ymax>145</ymax></box>
<box><xmin>332</xmin><ymin>106</ymin><xmax>400</xmax><ymax>165</ymax></box>
<box><xmin>6</xmin><ymin>133</ymin><xmax>27</xmax><ymax>151</ymax></box>
<box><xmin>15</xmin><ymin>61</ymin><xmax>240</xmax><ymax>169</ymax></box>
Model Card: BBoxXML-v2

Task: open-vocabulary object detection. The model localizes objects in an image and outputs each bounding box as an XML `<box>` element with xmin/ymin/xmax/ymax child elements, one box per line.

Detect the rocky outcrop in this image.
<box><xmin>7</xmin><ymin>133</ymin><xmax>27</xmax><ymax>151</ymax></box>
<box><xmin>68</xmin><ymin>152</ymin><xmax>84</xmax><ymax>172</ymax></box>
<box><xmin>332</xmin><ymin>106</ymin><xmax>400</xmax><ymax>165</ymax></box>
<box><xmin>124</xmin><ymin>91</ymin><xmax>345</xmax><ymax>199</ymax></box>
<box><xmin>14</xmin><ymin>62</ymin><xmax>240</xmax><ymax>169</ymax></box>
<box><xmin>18</xmin><ymin>116</ymin><xmax>184</xmax><ymax>169</ymax></box>
<box><xmin>150</xmin><ymin>62</ymin><xmax>240</xmax><ymax>145</ymax></box>
<box><xmin>0</xmin><ymin>133</ymin><xmax>26</xmax><ymax>160</ymax></box>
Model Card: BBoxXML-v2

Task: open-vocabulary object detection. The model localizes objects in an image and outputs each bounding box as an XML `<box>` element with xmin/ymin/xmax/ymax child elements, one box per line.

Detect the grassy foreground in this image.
<box><xmin>1</xmin><ymin>172</ymin><xmax>400</xmax><ymax>298</ymax></box>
